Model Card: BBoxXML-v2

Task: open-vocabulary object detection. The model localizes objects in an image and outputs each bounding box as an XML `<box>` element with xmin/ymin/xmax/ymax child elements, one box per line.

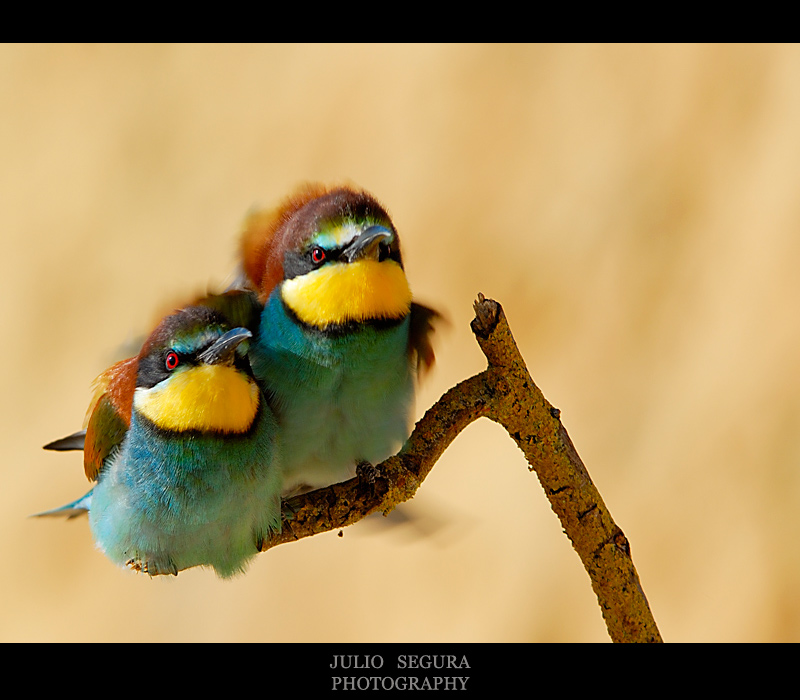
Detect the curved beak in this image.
<box><xmin>197</xmin><ymin>327</ymin><xmax>253</xmax><ymax>366</ymax></box>
<box><xmin>344</xmin><ymin>225</ymin><xmax>394</xmax><ymax>263</ymax></box>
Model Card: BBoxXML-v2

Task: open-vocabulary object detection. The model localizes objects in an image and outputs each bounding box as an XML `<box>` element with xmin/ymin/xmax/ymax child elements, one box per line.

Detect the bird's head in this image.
<box><xmin>239</xmin><ymin>184</ymin><xmax>412</xmax><ymax>330</ymax></box>
<box><xmin>79</xmin><ymin>291</ymin><xmax>262</xmax><ymax>482</ymax></box>
<box><xmin>132</xmin><ymin>304</ymin><xmax>260</xmax><ymax>435</ymax></box>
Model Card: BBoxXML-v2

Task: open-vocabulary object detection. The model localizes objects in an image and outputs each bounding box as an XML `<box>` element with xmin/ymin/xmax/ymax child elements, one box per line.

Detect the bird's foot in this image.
<box><xmin>281</xmin><ymin>495</ymin><xmax>303</xmax><ymax>522</ymax></box>
<box><xmin>356</xmin><ymin>460</ymin><xmax>379</xmax><ymax>485</ymax></box>
<box><xmin>356</xmin><ymin>459</ymin><xmax>385</xmax><ymax>500</ymax></box>
<box><xmin>126</xmin><ymin>554</ymin><xmax>178</xmax><ymax>577</ymax></box>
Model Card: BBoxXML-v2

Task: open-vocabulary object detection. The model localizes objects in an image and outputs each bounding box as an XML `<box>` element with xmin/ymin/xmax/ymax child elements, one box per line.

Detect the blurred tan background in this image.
<box><xmin>3</xmin><ymin>43</ymin><xmax>799</xmax><ymax>642</ymax></box>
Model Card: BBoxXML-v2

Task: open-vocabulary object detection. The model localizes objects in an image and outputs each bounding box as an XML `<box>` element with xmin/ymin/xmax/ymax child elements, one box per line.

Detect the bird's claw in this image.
<box><xmin>356</xmin><ymin>460</ymin><xmax>379</xmax><ymax>485</ymax></box>
<box><xmin>126</xmin><ymin>555</ymin><xmax>178</xmax><ymax>577</ymax></box>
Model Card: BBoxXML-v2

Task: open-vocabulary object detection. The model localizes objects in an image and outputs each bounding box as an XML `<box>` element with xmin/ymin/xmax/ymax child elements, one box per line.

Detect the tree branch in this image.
<box><xmin>262</xmin><ymin>294</ymin><xmax>663</xmax><ymax>643</ymax></box>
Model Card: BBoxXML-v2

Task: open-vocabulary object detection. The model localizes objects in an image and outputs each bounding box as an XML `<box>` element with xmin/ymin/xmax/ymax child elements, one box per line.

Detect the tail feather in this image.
<box><xmin>43</xmin><ymin>430</ymin><xmax>86</xmax><ymax>452</ymax></box>
<box><xmin>31</xmin><ymin>490</ymin><xmax>92</xmax><ymax>519</ymax></box>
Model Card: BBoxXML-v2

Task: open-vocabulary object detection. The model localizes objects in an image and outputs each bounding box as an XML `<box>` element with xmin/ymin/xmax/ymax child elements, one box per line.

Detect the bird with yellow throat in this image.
<box><xmin>237</xmin><ymin>184</ymin><xmax>439</xmax><ymax>495</ymax></box>
<box><xmin>36</xmin><ymin>292</ymin><xmax>282</xmax><ymax>577</ymax></box>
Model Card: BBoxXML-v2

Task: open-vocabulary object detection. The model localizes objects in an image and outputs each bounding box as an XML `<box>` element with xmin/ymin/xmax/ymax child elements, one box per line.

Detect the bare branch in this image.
<box><xmin>262</xmin><ymin>294</ymin><xmax>663</xmax><ymax>643</ymax></box>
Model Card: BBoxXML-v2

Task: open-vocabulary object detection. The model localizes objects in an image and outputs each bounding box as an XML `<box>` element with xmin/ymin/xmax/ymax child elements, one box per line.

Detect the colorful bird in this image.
<box><xmin>236</xmin><ymin>183</ymin><xmax>439</xmax><ymax>495</ymax></box>
<box><xmin>36</xmin><ymin>292</ymin><xmax>282</xmax><ymax>578</ymax></box>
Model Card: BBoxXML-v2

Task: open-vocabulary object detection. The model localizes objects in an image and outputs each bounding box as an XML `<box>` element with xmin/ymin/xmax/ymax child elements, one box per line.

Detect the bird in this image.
<box><xmin>35</xmin><ymin>292</ymin><xmax>282</xmax><ymax>578</ymax></box>
<box><xmin>235</xmin><ymin>183</ymin><xmax>439</xmax><ymax>496</ymax></box>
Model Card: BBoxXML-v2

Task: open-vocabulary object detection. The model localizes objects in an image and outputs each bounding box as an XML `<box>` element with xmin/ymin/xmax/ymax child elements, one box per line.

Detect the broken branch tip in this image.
<box><xmin>471</xmin><ymin>293</ymin><xmax>500</xmax><ymax>338</ymax></box>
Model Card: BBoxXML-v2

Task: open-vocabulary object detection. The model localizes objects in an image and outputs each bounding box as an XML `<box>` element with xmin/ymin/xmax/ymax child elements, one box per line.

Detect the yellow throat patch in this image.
<box><xmin>134</xmin><ymin>364</ymin><xmax>260</xmax><ymax>433</ymax></box>
<box><xmin>281</xmin><ymin>259</ymin><xmax>412</xmax><ymax>328</ymax></box>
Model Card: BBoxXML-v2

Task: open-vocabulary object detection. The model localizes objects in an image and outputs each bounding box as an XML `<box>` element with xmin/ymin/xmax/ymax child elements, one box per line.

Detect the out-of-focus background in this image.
<box><xmin>3</xmin><ymin>43</ymin><xmax>800</xmax><ymax>642</ymax></box>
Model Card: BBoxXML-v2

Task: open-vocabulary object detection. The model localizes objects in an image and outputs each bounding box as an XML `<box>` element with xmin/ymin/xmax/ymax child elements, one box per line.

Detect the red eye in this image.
<box><xmin>311</xmin><ymin>246</ymin><xmax>326</xmax><ymax>264</ymax></box>
<box><xmin>165</xmin><ymin>351</ymin><xmax>180</xmax><ymax>371</ymax></box>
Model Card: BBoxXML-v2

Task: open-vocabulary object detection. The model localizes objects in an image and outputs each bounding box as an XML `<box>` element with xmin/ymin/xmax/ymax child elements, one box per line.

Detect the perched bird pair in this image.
<box><xmin>37</xmin><ymin>184</ymin><xmax>438</xmax><ymax>577</ymax></box>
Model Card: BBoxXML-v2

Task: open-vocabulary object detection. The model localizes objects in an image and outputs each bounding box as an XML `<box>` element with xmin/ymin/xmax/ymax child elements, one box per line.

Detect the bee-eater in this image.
<box><xmin>236</xmin><ymin>183</ymin><xmax>438</xmax><ymax>495</ymax></box>
<box><xmin>36</xmin><ymin>293</ymin><xmax>282</xmax><ymax>578</ymax></box>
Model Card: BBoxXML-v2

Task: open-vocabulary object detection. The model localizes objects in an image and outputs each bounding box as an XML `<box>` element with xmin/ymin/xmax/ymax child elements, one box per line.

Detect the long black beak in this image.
<box><xmin>344</xmin><ymin>225</ymin><xmax>394</xmax><ymax>263</ymax></box>
<box><xmin>197</xmin><ymin>327</ymin><xmax>252</xmax><ymax>366</ymax></box>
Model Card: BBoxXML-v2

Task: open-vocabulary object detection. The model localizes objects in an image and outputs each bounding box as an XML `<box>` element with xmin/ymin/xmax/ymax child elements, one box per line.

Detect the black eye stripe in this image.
<box><xmin>309</xmin><ymin>246</ymin><xmax>344</xmax><ymax>263</ymax></box>
<box><xmin>283</xmin><ymin>232</ymin><xmax>401</xmax><ymax>282</ymax></box>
